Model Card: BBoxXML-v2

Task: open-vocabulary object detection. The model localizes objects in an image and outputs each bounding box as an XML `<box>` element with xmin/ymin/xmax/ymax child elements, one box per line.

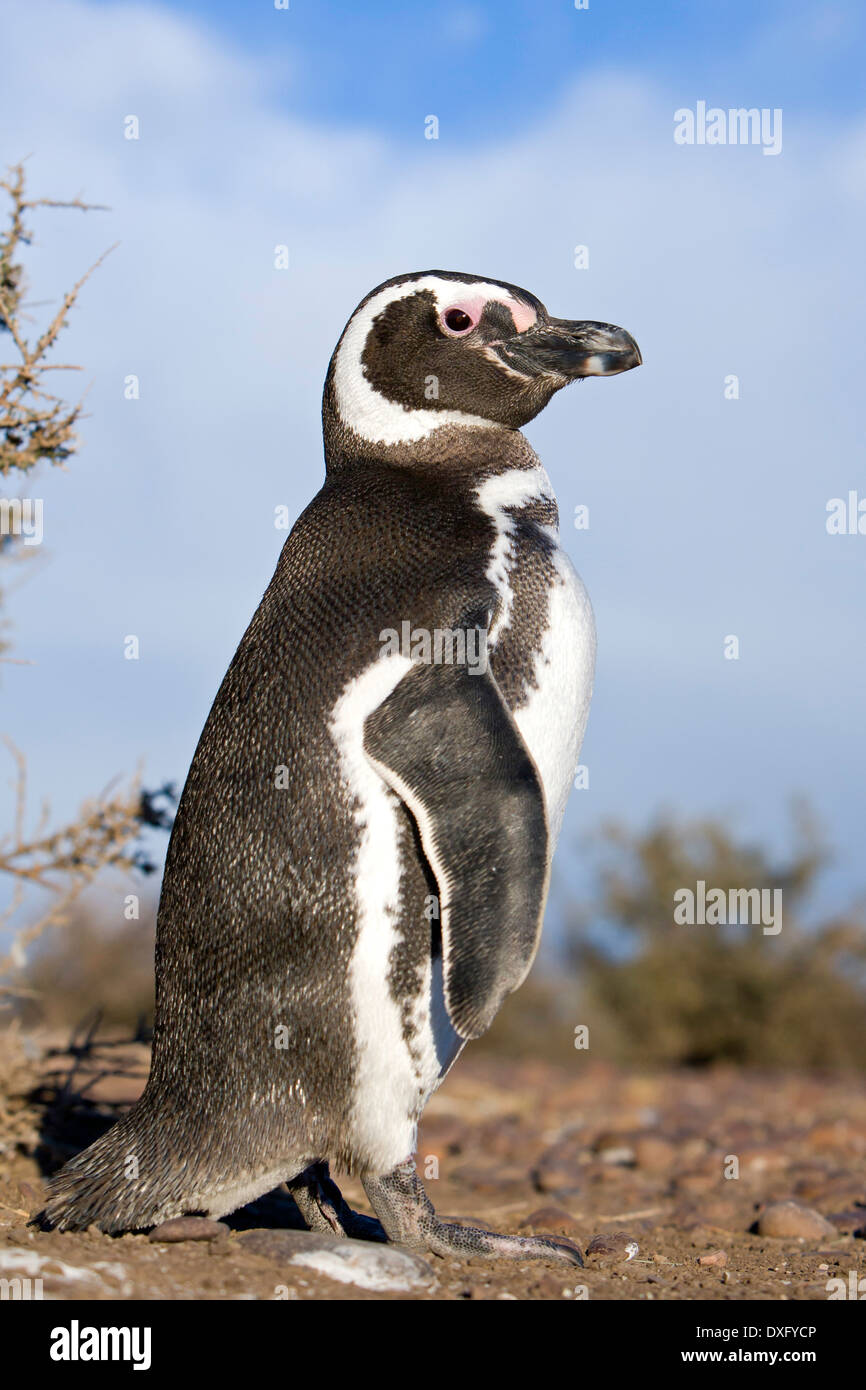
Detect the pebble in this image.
<box><xmin>592</xmin><ymin>1132</ymin><xmax>636</xmax><ymax>1166</ymax></box>
<box><xmin>697</xmin><ymin>1249</ymin><xmax>727</xmax><ymax>1267</ymax></box>
<box><xmin>756</xmin><ymin>1201</ymin><xmax>836</xmax><ymax>1240</ymax></box>
<box><xmin>238</xmin><ymin>1229</ymin><xmax>435</xmax><ymax>1292</ymax></box>
<box><xmin>148</xmin><ymin>1217</ymin><xmax>230</xmax><ymax>1243</ymax></box>
<box><xmin>585</xmin><ymin>1231</ymin><xmax>640</xmax><ymax>1262</ymax></box>
<box><xmin>533</xmin><ymin>1143</ymin><xmax>583</xmax><ymax>1193</ymax></box>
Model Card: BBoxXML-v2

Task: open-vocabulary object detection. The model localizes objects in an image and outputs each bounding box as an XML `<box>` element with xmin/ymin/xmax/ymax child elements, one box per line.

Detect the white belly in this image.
<box><xmin>477</xmin><ymin>465</ymin><xmax>596</xmax><ymax>846</ymax></box>
<box><xmin>512</xmin><ymin>547</ymin><xmax>596</xmax><ymax>845</ymax></box>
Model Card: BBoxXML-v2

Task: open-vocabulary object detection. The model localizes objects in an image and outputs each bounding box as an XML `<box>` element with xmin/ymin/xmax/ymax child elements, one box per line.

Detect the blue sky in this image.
<box><xmin>1</xmin><ymin>0</ymin><xmax>865</xmax><ymax>945</ymax></box>
<box><xmin>122</xmin><ymin>0</ymin><xmax>866</xmax><ymax>132</ymax></box>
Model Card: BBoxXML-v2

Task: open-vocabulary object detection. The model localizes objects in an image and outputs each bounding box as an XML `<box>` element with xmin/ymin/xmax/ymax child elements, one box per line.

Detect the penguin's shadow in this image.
<box><xmin>27</xmin><ymin>1019</ymin><xmax>317</xmax><ymax>1234</ymax></box>
<box><xmin>29</xmin><ymin>1020</ymin><xmax>146</xmax><ymax>1181</ymax></box>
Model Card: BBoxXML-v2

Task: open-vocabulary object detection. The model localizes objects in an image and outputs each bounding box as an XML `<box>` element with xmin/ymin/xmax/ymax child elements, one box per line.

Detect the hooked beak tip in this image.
<box><xmin>568</xmin><ymin>326</ymin><xmax>642</xmax><ymax>378</ymax></box>
<box><xmin>497</xmin><ymin>319</ymin><xmax>642</xmax><ymax>380</ymax></box>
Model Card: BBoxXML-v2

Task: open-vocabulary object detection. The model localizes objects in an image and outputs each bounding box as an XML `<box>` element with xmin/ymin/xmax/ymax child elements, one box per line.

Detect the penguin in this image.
<box><xmin>39</xmin><ymin>271</ymin><xmax>640</xmax><ymax>1265</ymax></box>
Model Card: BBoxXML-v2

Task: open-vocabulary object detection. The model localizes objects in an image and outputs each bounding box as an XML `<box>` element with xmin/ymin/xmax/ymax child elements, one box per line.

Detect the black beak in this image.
<box><xmin>496</xmin><ymin>318</ymin><xmax>642</xmax><ymax>379</ymax></box>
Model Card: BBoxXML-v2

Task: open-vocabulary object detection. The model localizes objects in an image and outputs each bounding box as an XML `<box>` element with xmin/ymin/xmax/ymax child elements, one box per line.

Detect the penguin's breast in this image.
<box><xmin>478</xmin><ymin>466</ymin><xmax>596</xmax><ymax>846</ymax></box>
<box><xmin>509</xmin><ymin>548</ymin><xmax>596</xmax><ymax>844</ymax></box>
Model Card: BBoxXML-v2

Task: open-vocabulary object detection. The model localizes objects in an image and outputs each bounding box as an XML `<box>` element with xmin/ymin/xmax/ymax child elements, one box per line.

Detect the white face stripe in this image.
<box><xmin>332</xmin><ymin>276</ymin><xmax>537</xmax><ymax>447</ymax></box>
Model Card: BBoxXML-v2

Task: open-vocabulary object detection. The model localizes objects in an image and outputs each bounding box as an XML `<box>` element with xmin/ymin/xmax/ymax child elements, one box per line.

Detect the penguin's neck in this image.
<box><xmin>322</xmin><ymin>391</ymin><xmax>546</xmax><ymax>483</ymax></box>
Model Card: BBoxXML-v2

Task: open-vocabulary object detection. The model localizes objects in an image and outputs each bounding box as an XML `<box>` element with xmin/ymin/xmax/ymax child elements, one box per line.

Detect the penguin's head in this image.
<box><xmin>324</xmin><ymin>270</ymin><xmax>640</xmax><ymax>456</ymax></box>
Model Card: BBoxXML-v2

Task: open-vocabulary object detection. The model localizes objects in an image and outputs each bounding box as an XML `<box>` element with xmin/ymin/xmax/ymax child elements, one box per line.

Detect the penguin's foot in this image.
<box><xmin>286</xmin><ymin>1162</ymin><xmax>386</xmax><ymax>1242</ymax></box>
<box><xmin>362</xmin><ymin>1160</ymin><xmax>584</xmax><ymax>1266</ymax></box>
<box><xmin>285</xmin><ymin>1162</ymin><xmax>344</xmax><ymax>1235</ymax></box>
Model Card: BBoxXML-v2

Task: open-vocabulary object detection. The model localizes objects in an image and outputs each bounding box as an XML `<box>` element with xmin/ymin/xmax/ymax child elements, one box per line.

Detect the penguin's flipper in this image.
<box><xmin>363</xmin><ymin>661</ymin><xmax>550</xmax><ymax>1041</ymax></box>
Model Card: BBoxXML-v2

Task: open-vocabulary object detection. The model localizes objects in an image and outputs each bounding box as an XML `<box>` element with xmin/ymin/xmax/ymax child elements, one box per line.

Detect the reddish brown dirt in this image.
<box><xmin>1</xmin><ymin>1030</ymin><xmax>864</xmax><ymax>1300</ymax></box>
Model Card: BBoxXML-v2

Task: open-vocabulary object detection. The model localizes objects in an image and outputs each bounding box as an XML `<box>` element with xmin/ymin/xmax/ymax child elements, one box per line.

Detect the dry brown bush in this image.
<box><xmin>0</xmin><ymin>162</ymin><xmax>171</xmax><ymax>1011</ymax></box>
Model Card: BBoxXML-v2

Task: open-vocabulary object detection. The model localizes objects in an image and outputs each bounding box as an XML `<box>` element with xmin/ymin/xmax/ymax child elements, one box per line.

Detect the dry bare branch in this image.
<box><xmin>0</xmin><ymin>160</ymin><xmax>113</xmax><ymax>478</ymax></box>
<box><xmin>0</xmin><ymin>164</ymin><xmax>174</xmax><ymax>1007</ymax></box>
<box><xmin>0</xmin><ymin>739</ymin><xmax>175</xmax><ymax>998</ymax></box>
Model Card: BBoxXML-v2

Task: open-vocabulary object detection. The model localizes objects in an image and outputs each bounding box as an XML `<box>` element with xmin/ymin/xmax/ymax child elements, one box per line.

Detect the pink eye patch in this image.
<box><xmin>439</xmin><ymin>293</ymin><xmax>537</xmax><ymax>337</ymax></box>
<box><xmin>503</xmin><ymin>297</ymin><xmax>537</xmax><ymax>333</ymax></box>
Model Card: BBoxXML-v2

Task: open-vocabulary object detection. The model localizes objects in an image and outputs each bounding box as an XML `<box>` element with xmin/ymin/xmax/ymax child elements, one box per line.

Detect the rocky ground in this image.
<box><xmin>1</xmin><ymin>1027</ymin><xmax>864</xmax><ymax>1301</ymax></box>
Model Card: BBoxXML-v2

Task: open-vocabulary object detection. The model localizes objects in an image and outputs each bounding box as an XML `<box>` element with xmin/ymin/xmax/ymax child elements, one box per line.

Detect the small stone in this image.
<box><xmin>238</xmin><ymin>1229</ymin><xmax>435</xmax><ymax>1292</ymax></box>
<box><xmin>585</xmin><ymin>1231</ymin><xmax>639</xmax><ymax>1262</ymax></box>
<box><xmin>148</xmin><ymin>1217</ymin><xmax>229</xmax><ymax>1243</ymax></box>
<box><xmin>756</xmin><ymin>1202</ymin><xmax>836</xmax><ymax>1240</ymax></box>
<box><xmin>698</xmin><ymin>1249</ymin><xmax>727</xmax><ymax>1267</ymax></box>
<box><xmin>532</xmin><ymin>1162</ymin><xmax>576</xmax><ymax>1193</ymax></box>
<box><xmin>592</xmin><ymin>1132</ymin><xmax>636</xmax><ymax>1166</ymax></box>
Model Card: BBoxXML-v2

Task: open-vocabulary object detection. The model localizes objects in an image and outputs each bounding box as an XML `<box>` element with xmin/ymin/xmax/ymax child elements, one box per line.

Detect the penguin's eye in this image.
<box><xmin>441</xmin><ymin>306</ymin><xmax>477</xmax><ymax>336</ymax></box>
